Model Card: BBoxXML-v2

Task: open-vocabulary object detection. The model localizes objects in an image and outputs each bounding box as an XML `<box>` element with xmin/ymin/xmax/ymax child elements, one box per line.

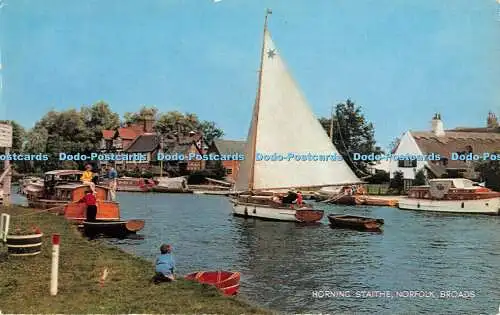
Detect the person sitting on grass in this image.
<box><xmin>153</xmin><ymin>244</ymin><xmax>175</xmax><ymax>284</ymax></box>
<box><xmin>78</xmin><ymin>188</ymin><xmax>97</xmax><ymax>222</ymax></box>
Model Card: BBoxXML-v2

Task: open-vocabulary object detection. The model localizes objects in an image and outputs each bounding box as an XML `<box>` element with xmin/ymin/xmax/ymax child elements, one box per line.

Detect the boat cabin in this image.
<box><xmin>408</xmin><ymin>178</ymin><xmax>496</xmax><ymax>199</ymax></box>
<box><xmin>43</xmin><ymin>170</ymin><xmax>83</xmax><ymax>199</ymax></box>
<box><xmin>63</xmin><ymin>184</ymin><xmax>120</xmax><ymax>222</ymax></box>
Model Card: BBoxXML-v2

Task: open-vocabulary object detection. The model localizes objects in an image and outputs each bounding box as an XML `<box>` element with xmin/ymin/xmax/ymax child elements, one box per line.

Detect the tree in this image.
<box><xmin>24</xmin><ymin>127</ymin><xmax>49</xmax><ymax>172</ymax></box>
<box><xmin>319</xmin><ymin>99</ymin><xmax>383</xmax><ymax>176</ymax></box>
<box><xmin>366</xmin><ymin>170</ymin><xmax>390</xmax><ymax>184</ymax></box>
<box><xmin>123</xmin><ymin>106</ymin><xmax>158</xmax><ymax>125</ymax></box>
<box><xmin>413</xmin><ymin>169</ymin><xmax>427</xmax><ymax>186</ymax></box>
<box><xmin>389</xmin><ymin>137</ymin><xmax>401</xmax><ymax>153</ymax></box>
<box><xmin>390</xmin><ymin>170</ymin><xmax>405</xmax><ymax>194</ymax></box>
<box><xmin>476</xmin><ymin>159</ymin><xmax>500</xmax><ymax>192</ymax></box>
<box><xmin>199</xmin><ymin>121</ymin><xmax>224</xmax><ymax>144</ymax></box>
<box><xmin>155</xmin><ymin>111</ymin><xmax>224</xmax><ymax>143</ymax></box>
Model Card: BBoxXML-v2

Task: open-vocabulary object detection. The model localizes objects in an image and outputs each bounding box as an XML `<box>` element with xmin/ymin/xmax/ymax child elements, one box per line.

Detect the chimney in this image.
<box><xmin>487</xmin><ymin>111</ymin><xmax>498</xmax><ymax>128</ymax></box>
<box><xmin>143</xmin><ymin>114</ymin><xmax>154</xmax><ymax>133</ymax></box>
<box><xmin>431</xmin><ymin>113</ymin><xmax>445</xmax><ymax>137</ymax></box>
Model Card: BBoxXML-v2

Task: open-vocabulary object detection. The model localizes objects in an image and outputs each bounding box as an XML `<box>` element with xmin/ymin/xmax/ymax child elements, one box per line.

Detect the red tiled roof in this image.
<box><xmin>118</xmin><ymin>127</ymin><xmax>139</xmax><ymax>140</ymax></box>
<box><xmin>102</xmin><ymin>130</ymin><xmax>115</xmax><ymax>140</ymax></box>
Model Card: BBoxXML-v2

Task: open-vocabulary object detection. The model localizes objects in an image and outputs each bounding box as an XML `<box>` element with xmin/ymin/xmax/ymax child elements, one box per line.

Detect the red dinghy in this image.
<box><xmin>185</xmin><ymin>271</ymin><xmax>240</xmax><ymax>296</ymax></box>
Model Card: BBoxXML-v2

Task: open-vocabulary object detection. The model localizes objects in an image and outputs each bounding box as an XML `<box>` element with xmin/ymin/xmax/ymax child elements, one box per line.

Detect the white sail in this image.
<box><xmin>235</xmin><ymin>29</ymin><xmax>361</xmax><ymax>191</ymax></box>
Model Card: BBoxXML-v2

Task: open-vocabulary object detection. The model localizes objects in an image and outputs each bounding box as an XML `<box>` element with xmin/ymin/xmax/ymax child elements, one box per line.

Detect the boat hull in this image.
<box><xmin>82</xmin><ymin>220</ymin><xmax>145</xmax><ymax>238</ymax></box>
<box><xmin>151</xmin><ymin>187</ymin><xmax>193</xmax><ymax>193</ymax></box>
<box><xmin>232</xmin><ymin>202</ymin><xmax>323</xmax><ymax>223</ymax></box>
<box><xmin>327</xmin><ymin>214</ymin><xmax>384</xmax><ymax>231</ymax></box>
<box><xmin>185</xmin><ymin>271</ymin><xmax>240</xmax><ymax>296</ymax></box>
<box><xmin>398</xmin><ymin>197</ymin><xmax>500</xmax><ymax>215</ymax></box>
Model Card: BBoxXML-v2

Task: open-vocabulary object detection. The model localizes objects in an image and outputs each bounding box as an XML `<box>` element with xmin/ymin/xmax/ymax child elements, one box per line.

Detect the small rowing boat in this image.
<box><xmin>184</xmin><ymin>271</ymin><xmax>240</xmax><ymax>296</ymax></box>
<box><xmin>327</xmin><ymin>214</ymin><xmax>384</xmax><ymax>232</ymax></box>
<box><xmin>82</xmin><ymin>219</ymin><xmax>145</xmax><ymax>238</ymax></box>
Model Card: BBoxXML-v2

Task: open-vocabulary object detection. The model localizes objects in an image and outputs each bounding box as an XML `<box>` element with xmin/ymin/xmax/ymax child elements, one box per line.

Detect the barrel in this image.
<box><xmin>6</xmin><ymin>233</ymin><xmax>43</xmax><ymax>256</ymax></box>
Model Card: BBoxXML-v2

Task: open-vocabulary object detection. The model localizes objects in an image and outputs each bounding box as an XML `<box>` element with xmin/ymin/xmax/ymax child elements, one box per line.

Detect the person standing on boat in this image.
<box><xmin>108</xmin><ymin>164</ymin><xmax>118</xmax><ymax>201</ymax></box>
<box><xmin>282</xmin><ymin>190</ymin><xmax>298</xmax><ymax>204</ymax></box>
<box><xmin>79</xmin><ymin>188</ymin><xmax>97</xmax><ymax>222</ymax></box>
<box><xmin>81</xmin><ymin>164</ymin><xmax>97</xmax><ymax>195</ymax></box>
<box><xmin>295</xmin><ymin>191</ymin><xmax>304</xmax><ymax>207</ymax></box>
<box><xmin>153</xmin><ymin>244</ymin><xmax>176</xmax><ymax>284</ymax></box>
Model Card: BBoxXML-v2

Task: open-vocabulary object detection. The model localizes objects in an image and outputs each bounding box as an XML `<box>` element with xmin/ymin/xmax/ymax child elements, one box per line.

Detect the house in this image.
<box><xmin>99</xmin><ymin>117</ymin><xmax>155</xmax><ymax>170</ymax></box>
<box><xmin>205</xmin><ymin>139</ymin><xmax>246</xmax><ymax>182</ymax></box>
<box><xmin>123</xmin><ymin>133</ymin><xmax>161</xmax><ymax>171</ymax></box>
<box><xmin>390</xmin><ymin>112</ymin><xmax>500</xmax><ymax>190</ymax></box>
<box><xmin>161</xmin><ymin>131</ymin><xmax>208</xmax><ymax>175</ymax></box>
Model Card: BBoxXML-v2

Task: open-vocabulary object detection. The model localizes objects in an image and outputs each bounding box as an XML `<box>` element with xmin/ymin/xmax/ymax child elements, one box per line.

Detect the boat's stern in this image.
<box><xmin>295</xmin><ymin>209</ymin><xmax>324</xmax><ymax>223</ymax></box>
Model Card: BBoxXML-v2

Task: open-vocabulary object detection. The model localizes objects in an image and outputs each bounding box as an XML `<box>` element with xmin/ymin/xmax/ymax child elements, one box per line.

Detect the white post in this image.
<box><xmin>3</xmin><ymin>147</ymin><xmax>10</xmax><ymax>206</ymax></box>
<box><xmin>0</xmin><ymin>213</ymin><xmax>9</xmax><ymax>242</ymax></box>
<box><xmin>50</xmin><ymin>234</ymin><xmax>60</xmax><ymax>296</ymax></box>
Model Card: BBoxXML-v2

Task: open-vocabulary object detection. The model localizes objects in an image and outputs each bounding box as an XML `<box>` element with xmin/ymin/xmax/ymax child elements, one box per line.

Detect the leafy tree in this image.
<box><xmin>155</xmin><ymin>111</ymin><xmax>224</xmax><ymax>144</ymax></box>
<box><xmin>319</xmin><ymin>99</ymin><xmax>383</xmax><ymax>176</ymax></box>
<box><xmin>199</xmin><ymin>121</ymin><xmax>224</xmax><ymax>144</ymax></box>
<box><xmin>476</xmin><ymin>159</ymin><xmax>500</xmax><ymax>192</ymax></box>
<box><xmin>366</xmin><ymin>170</ymin><xmax>390</xmax><ymax>184</ymax></box>
<box><xmin>123</xmin><ymin>106</ymin><xmax>158</xmax><ymax>125</ymax></box>
<box><xmin>413</xmin><ymin>169</ymin><xmax>427</xmax><ymax>186</ymax></box>
<box><xmin>389</xmin><ymin>137</ymin><xmax>401</xmax><ymax>153</ymax></box>
<box><xmin>390</xmin><ymin>170</ymin><xmax>405</xmax><ymax>194</ymax></box>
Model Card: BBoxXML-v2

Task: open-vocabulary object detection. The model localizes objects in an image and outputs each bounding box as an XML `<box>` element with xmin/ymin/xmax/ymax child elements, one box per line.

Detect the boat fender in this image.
<box><xmin>253</xmin><ymin>207</ymin><xmax>256</xmax><ymax>214</ymax></box>
<box><xmin>417</xmin><ymin>203</ymin><xmax>420</xmax><ymax>208</ymax></box>
<box><xmin>244</xmin><ymin>207</ymin><xmax>248</xmax><ymax>216</ymax></box>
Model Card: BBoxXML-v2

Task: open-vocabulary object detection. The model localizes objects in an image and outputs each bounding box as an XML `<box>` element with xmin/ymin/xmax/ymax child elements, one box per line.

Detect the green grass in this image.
<box><xmin>366</xmin><ymin>184</ymin><xmax>390</xmax><ymax>195</ymax></box>
<box><xmin>0</xmin><ymin>206</ymin><xmax>271</xmax><ymax>314</ymax></box>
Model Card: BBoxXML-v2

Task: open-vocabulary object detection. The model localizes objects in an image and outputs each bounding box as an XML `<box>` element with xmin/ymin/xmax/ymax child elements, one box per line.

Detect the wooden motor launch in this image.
<box><xmin>231</xmin><ymin>10</ymin><xmax>362</xmax><ymax>222</ymax></box>
<box><xmin>398</xmin><ymin>178</ymin><xmax>500</xmax><ymax>215</ymax></box>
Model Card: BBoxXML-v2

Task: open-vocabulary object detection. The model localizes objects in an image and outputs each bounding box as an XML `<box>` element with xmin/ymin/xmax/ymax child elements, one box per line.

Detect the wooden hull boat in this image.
<box><xmin>151</xmin><ymin>186</ymin><xmax>193</xmax><ymax>193</ymax></box>
<box><xmin>185</xmin><ymin>271</ymin><xmax>240</xmax><ymax>296</ymax></box>
<box><xmin>398</xmin><ymin>197</ymin><xmax>500</xmax><ymax>214</ymax></box>
<box><xmin>327</xmin><ymin>214</ymin><xmax>384</xmax><ymax>231</ymax></box>
<box><xmin>355</xmin><ymin>196</ymin><xmax>398</xmax><ymax>207</ymax></box>
<box><xmin>233</xmin><ymin>201</ymin><xmax>323</xmax><ymax>223</ymax></box>
<box><xmin>82</xmin><ymin>219</ymin><xmax>145</xmax><ymax>238</ymax></box>
<box><xmin>64</xmin><ymin>199</ymin><xmax>121</xmax><ymax>222</ymax></box>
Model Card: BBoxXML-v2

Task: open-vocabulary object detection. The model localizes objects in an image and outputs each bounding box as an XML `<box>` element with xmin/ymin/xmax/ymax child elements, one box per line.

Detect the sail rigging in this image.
<box><xmin>235</xmin><ymin>13</ymin><xmax>361</xmax><ymax>192</ymax></box>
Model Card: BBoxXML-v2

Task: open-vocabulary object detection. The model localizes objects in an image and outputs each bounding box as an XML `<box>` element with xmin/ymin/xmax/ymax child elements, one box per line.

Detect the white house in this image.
<box><xmin>390</xmin><ymin>112</ymin><xmax>500</xmax><ymax>190</ymax></box>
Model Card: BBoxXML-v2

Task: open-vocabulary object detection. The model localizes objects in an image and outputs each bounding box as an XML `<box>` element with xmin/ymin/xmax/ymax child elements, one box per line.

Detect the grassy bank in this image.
<box><xmin>0</xmin><ymin>206</ymin><xmax>270</xmax><ymax>314</ymax></box>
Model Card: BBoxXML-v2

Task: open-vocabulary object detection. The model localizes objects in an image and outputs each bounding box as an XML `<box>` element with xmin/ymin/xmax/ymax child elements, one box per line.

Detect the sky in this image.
<box><xmin>1</xmin><ymin>0</ymin><xmax>499</xmax><ymax>150</ymax></box>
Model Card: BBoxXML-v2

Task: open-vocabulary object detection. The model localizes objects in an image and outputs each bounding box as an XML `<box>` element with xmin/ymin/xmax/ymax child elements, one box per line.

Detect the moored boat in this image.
<box><xmin>327</xmin><ymin>214</ymin><xmax>384</xmax><ymax>231</ymax></box>
<box><xmin>82</xmin><ymin>219</ymin><xmax>145</xmax><ymax>238</ymax></box>
<box><xmin>398</xmin><ymin>178</ymin><xmax>500</xmax><ymax>215</ymax></box>
<box><xmin>231</xmin><ymin>10</ymin><xmax>361</xmax><ymax>223</ymax></box>
<box><xmin>184</xmin><ymin>271</ymin><xmax>240</xmax><ymax>296</ymax></box>
<box><xmin>103</xmin><ymin>177</ymin><xmax>156</xmax><ymax>192</ymax></box>
<box><xmin>26</xmin><ymin>170</ymin><xmax>83</xmax><ymax>210</ymax></box>
<box><xmin>151</xmin><ymin>176</ymin><xmax>192</xmax><ymax>193</ymax></box>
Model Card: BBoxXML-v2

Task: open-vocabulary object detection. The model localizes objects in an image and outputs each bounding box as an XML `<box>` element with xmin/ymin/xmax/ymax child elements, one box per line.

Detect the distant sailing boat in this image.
<box><xmin>232</xmin><ymin>10</ymin><xmax>361</xmax><ymax>223</ymax></box>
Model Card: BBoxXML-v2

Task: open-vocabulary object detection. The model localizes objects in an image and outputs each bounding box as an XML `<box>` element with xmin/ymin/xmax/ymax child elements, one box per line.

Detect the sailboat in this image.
<box><xmin>231</xmin><ymin>10</ymin><xmax>361</xmax><ymax>223</ymax></box>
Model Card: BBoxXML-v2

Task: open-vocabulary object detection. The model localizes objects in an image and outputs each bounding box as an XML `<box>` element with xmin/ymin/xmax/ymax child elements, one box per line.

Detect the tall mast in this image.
<box><xmin>329</xmin><ymin>103</ymin><xmax>334</xmax><ymax>141</ymax></box>
<box><xmin>248</xmin><ymin>8</ymin><xmax>271</xmax><ymax>191</ymax></box>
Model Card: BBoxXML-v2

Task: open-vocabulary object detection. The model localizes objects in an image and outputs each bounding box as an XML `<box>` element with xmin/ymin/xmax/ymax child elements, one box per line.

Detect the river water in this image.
<box><xmin>15</xmin><ymin>191</ymin><xmax>500</xmax><ymax>314</ymax></box>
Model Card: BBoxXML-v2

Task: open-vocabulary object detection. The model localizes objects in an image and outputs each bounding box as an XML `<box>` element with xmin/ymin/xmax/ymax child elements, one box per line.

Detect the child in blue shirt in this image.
<box><xmin>153</xmin><ymin>244</ymin><xmax>175</xmax><ymax>284</ymax></box>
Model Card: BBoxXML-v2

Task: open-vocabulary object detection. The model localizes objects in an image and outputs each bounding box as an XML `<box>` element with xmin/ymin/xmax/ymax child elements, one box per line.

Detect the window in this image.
<box><xmin>226</xmin><ymin>168</ymin><xmax>233</xmax><ymax>175</ymax></box>
<box><xmin>398</xmin><ymin>159</ymin><xmax>417</xmax><ymax>168</ymax></box>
